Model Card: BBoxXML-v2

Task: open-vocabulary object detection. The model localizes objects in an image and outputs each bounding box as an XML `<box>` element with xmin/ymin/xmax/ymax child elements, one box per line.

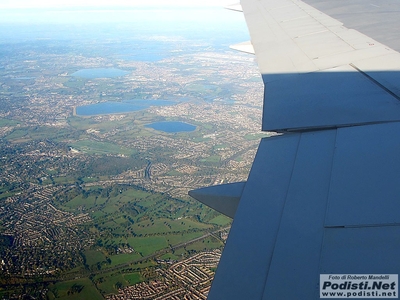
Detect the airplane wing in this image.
<box><xmin>189</xmin><ymin>0</ymin><xmax>400</xmax><ymax>299</ymax></box>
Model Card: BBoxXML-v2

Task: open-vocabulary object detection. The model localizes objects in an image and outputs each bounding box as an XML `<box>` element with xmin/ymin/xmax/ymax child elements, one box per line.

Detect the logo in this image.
<box><xmin>320</xmin><ymin>274</ymin><xmax>398</xmax><ymax>298</ymax></box>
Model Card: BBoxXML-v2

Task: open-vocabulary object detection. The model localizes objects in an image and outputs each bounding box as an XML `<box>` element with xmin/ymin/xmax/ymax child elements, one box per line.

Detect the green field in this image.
<box><xmin>84</xmin><ymin>250</ymin><xmax>107</xmax><ymax>267</ymax></box>
<box><xmin>124</xmin><ymin>272</ymin><xmax>142</xmax><ymax>285</ymax></box>
<box><xmin>0</xmin><ymin>118</ymin><xmax>19</xmax><ymax>127</ymax></box>
<box><xmin>185</xmin><ymin>236</ymin><xmax>224</xmax><ymax>252</ymax></box>
<box><xmin>167</xmin><ymin>170</ymin><xmax>183</xmax><ymax>176</ymax></box>
<box><xmin>48</xmin><ymin>278</ymin><xmax>103</xmax><ymax>300</ymax></box>
<box><xmin>63</xmin><ymin>78</ymin><xmax>87</xmax><ymax>89</ymax></box>
<box><xmin>168</xmin><ymin>232</ymin><xmax>203</xmax><ymax>244</ymax></box>
<box><xmin>5</xmin><ymin>126</ymin><xmax>73</xmax><ymax>142</ymax></box>
<box><xmin>192</xmin><ymin>136</ymin><xmax>211</xmax><ymax>142</ymax></box>
<box><xmin>200</xmin><ymin>155</ymin><xmax>221</xmax><ymax>163</ymax></box>
<box><xmin>0</xmin><ymin>191</ymin><xmax>15</xmax><ymax>200</ymax></box>
<box><xmin>93</xmin><ymin>266</ymin><xmax>151</xmax><ymax>295</ymax></box>
<box><xmin>4</xmin><ymin>128</ymin><xmax>29</xmax><ymax>140</ymax></box>
<box><xmin>213</xmin><ymin>144</ymin><xmax>228</xmax><ymax>150</ymax></box>
<box><xmin>208</xmin><ymin>215</ymin><xmax>231</xmax><ymax>226</ymax></box>
<box><xmin>68</xmin><ymin>112</ymin><xmax>157</xmax><ymax>133</ymax></box>
<box><xmin>108</xmin><ymin>253</ymin><xmax>142</xmax><ymax>266</ymax></box>
<box><xmin>126</xmin><ymin>236</ymin><xmax>168</xmax><ymax>257</ymax></box>
<box><xmin>96</xmin><ymin>273</ymin><xmax>127</xmax><ymax>295</ymax></box>
<box><xmin>130</xmin><ymin>217</ymin><xmax>212</xmax><ymax>235</ymax></box>
<box><xmin>21</xmin><ymin>184</ymin><xmax>228</xmax><ymax>299</ymax></box>
<box><xmin>70</xmin><ymin>140</ymin><xmax>135</xmax><ymax>155</ymax></box>
<box><xmin>159</xmin><ymin>253</ymin><xmax>180</xmax><ymax>261</ymax></box>
<box><xmin>53</xmin><ymin>176</ymin><xmax>76</xmax><ymax>184</ymax></box>
<box><xmin>65</xmin><ymin>194</ymin><xmax>98</xmax><ymax>210</ymax></box>
<box><xmin>54</xmin><ymin>184</ymin><xmax>225</xmax><ymax>265</ymax></box>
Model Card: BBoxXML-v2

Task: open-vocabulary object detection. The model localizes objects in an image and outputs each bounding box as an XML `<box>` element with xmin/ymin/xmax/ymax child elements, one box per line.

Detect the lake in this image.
<box><xmin>76</xmin><ymin>99</ymin><xmax>176</xmax><ymax>116</ymax></box>
<box><xmin>71</xmin><ymin>68</ymin><xmax>130</xmax><ymax>79</ymax></box>
<box><xmin>145</xmin><ymin>121</ymin><xmax>196</xmax><ymax>133</ymax></box>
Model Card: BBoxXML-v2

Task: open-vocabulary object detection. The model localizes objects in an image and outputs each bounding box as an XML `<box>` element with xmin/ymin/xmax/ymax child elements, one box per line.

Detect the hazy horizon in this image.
<box><xmin>0</xmin><ymin>5</ymin><xmax>244</xmax><ymax>25</ymax></box>
<box><xmin>0</xmin><ymin>0</ymin><xmax>234</xmax><ymax>9</ymax></box>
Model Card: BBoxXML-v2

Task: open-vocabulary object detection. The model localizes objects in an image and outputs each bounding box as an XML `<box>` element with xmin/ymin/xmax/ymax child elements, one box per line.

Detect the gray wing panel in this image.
<box><xmin>208</xmin><ymin>134</ymin><xmax>301</xmax><ymax>299</ymax></box>
<box><xmin>302</xmin><ymin>0</ymin><xmax>400</xmax><ymax>52</ymax></box>
<box><xmin>208</xmin><ymin>131</ymin><xmax>338</xmax><ymax>299</ymax></box>
<box><xmin>208</xmin><ymin>124</ymin><xmax>400</xmax><ymax>299</ymax></box>
<box><xmin>261</xmin><ymin>130</ymin><xmax>336</xmax><ymax>299</ymax></box>
<box><xmin>326</xmin><ymin>122</ymin><xmax>400</xmax><ymax>227</ymax></box>
<box><xmin>321</xmin><ymin>226</ymin><xmax>400</xmax><ymax>275</ymax></box>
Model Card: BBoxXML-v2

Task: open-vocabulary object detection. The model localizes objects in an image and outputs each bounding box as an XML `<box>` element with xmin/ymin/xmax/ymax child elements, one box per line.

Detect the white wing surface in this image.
<box><xmin>189</xmin><ymin>0</ymin><xmax>400</xmax><ymax>299</ymax></box>
<box><xmin>242</xmin><ymin>0</ymin><xmax>400</xmax><ymax>132</ymax></box>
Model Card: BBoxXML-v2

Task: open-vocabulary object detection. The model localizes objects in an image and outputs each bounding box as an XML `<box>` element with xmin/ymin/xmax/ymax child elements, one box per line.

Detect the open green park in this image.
<box><xmin>47</xmin><ymin>183</ymin><xmax>230</xmax><ymax>298</ymax></box>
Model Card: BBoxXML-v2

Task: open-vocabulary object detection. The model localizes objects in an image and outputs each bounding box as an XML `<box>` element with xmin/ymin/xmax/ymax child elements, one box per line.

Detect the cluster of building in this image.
<box><xmin>107</xmin><ymin>250</ymin><xmax>221</xmax><ymax>300</ymax></box>
<box><xmin>0</xmin><ymin>185</ymin><xmax>90</xmax><ymax>275</ymax></box>
<box><xmin>0</xmin><ymin>35</ymin><xmax>264</xmax><ymax>294</ymax></box>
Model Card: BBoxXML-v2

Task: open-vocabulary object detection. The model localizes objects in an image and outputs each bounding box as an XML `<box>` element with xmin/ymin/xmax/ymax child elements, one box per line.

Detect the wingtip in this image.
<box><xmin>189</xmin><ymin>182</ymin><xmax>246</xmax><ymax>218</ymax></box>
<box><xmin>229</xmin><ymin>41</ymin><xmax>255</xmax><ymax>55</ymax></box>
<box><xmin>224</xmin><ymin>3</ymin><xmax>243</xmax><ymax>12</ymax></box>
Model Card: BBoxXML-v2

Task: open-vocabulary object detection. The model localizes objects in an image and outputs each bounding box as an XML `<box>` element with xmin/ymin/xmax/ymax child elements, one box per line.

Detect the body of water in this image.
<box><xmin>76</xmin><ymin>99</ymin><xmax>176</xmax><ymax>116</ymax></box>
<box><xmin>145</xmin><ymin>121</ymin><xmax>196</xmax><ymax>133</ymax></box>
<box><xmin>71</xmin><ymin>68</ymin><xmax>130</xmax><ymax>79</ymax></box>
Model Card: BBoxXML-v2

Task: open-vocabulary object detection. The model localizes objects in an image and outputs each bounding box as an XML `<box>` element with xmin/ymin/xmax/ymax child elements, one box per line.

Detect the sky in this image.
<box><xmin>0</xmin><ymin>0</ymin><xmax>245</xmax><ymax>27</ymax></box>
<box><xmin>0</xmin><ymin>0</ymin><xmax>235</xmax><ymax>9</ymax></box>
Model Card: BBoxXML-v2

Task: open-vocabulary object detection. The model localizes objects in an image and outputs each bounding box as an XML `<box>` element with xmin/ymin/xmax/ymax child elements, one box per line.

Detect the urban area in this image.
<box><xmin>0</xmin><ymin>11</ymin><xmax>266</xmax><ymax>299</ymax></box>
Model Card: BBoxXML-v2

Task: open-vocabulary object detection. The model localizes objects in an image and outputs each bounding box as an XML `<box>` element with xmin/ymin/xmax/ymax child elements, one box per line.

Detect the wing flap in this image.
<box><xmin>262</xmin><ymin>65</ymin><xmax>400</xmax><ymax>132</ymax></box>
<box><xmin>326</xmin><ymin>122</ymin><xmax>400</xmax><ymax>227</ymax></box>
<box><xmin>208</xmin><ymin>134</ymin><xmax>301</xmax><ymax>299</ymax></box>
<box><xmin>208</xmin><ymin>130</ymin><xmax>339</xmax><ymax>299</ymax></box>
<box><xmin>261</xmin><ymin>130</ymin><xmax>336</xmax><ymax>299</ymax></box>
